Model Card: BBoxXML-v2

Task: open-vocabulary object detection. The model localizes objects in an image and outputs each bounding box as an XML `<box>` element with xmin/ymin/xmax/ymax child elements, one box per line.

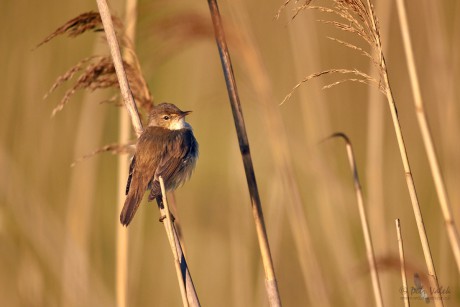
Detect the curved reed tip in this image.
<box><xmin>330</xmin><ymin>132</ymin><xmax>350</xmax><ymax>143</ymax></box>
<box><xmin>319</xmin><ymin>132</ymin><xmax>350</xmax><ymax>145</ymax></box>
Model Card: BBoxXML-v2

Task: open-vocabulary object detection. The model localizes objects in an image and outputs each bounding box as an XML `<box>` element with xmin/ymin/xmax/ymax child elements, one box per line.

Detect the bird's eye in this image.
<box><xmin>163</xmin><ymin>115</ymin><xmax>170</xmax><ymax>120</ymax></box>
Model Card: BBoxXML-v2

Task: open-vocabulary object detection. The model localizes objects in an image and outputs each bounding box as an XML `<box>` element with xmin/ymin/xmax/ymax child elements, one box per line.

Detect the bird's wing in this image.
<box><xmin>130</xmin><ymin>129</ymin><xmax>165</xmax><ymax>192</ymax></box>
<box><xmin>120</xmin><ymin>128</ymin><xmax>163</xmax><ymax>225</ymax></box>
<box><xmin>125</xmin><ymin>156</ymin><xmax>136</xmax><ymax>195</ymax></box>
<box><xmin>150</xmin><ymin>130</ymin><xmax>197</xmax><ymax>198</ymax></box>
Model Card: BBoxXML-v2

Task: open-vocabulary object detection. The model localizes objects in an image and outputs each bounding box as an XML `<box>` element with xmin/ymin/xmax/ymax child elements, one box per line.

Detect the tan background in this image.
<box><xmin>0</xmin><ymin>0</ymin><xmax>458</xmax><ymax>306</ymax></box>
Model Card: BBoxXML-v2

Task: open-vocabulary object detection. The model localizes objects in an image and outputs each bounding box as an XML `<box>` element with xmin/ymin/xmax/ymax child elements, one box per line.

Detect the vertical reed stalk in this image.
<box><xmin>330</xmin><ymin>133</ymin><xmax>383</xmax><ymax>307</ymax></box>
<box><xmin>95</xmin><ymin>1</ymin><xmax>199</xmax><ymax>305</ymax></box>
<box><xmin>364</xmin><ymin>1</ymin><xmax>443</xmax><ymax>304</ymax></box>
<box><xmin>395</xmin><ymin>219</ymin><xmax>410</xmax><ymax>307</ymax></box>
<box><xmin>366</xmin><ymin>0</ymin><xmax>392</xmax><ymax>260</ymax></box>
<box><xmin>206</xmin><ymin>1</ymin><xmax>281</xmax><ymax>305</ymax></box>
<box><xmin>116</xmin><ymin>117</ymin><xmax>129</xmax><ymax>307</ymax></box>
<box><xmin>228</xmin><ymin>3</ymin><xmax>331</xmax><ymax>304</ymax></box>
<box><xmin>365</xmin><ymin>1</ymin><xmax>391</xmax><ymax>298</ymax></box>
<box><xmin>116</xmin><ymin>1</ymin><xmax>138</xmax><ymax>306</ymax></box>
<box><xmin>395</xmin><ymin>0</ymin><xmax>460</xmax><ymax>274</ymax></box>
<box><xmin>159</xmin><ymin>177</ymin><xmax>190</xmax><ymax>307</ymax></box>
<box><xmin>365</xmin><ymin>4</ymin><xmax>392</xmax><ymax>302</ymax></box>
<box><xmin>95</xmin><ymin>0</ymin><xmax>142</xmax><ymax>137</ymax></box>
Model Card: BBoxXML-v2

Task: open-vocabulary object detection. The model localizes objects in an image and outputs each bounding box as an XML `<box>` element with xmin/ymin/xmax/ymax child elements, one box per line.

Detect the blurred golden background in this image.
<box><xmin>0</xmin><ymin>0</ymin><xmax>458</xmax><ymax>306</ymax></box>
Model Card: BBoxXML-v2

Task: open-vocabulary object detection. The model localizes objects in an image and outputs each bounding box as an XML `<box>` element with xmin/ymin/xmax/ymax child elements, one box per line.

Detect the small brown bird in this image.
<box><xmin>120</xmin><ymin>103</ymin><xmax>198</xmax><ymax>226</ymax></box>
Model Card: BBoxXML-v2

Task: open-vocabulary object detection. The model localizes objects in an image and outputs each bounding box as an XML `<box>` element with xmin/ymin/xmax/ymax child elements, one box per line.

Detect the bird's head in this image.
<box><xmin>147</xmin><ymin>103</ymin><xmax>192</xmax><ymax>130</ymax></box>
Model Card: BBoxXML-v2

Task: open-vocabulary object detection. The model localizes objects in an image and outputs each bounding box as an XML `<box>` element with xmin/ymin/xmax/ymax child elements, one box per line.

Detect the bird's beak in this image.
<box><xmin>180</xmin><ymin>110</ymin><xmax>192</xmax><ymax>117</ymax></box>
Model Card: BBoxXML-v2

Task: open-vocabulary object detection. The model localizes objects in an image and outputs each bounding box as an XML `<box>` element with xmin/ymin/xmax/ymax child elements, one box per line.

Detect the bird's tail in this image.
<box><xmin>120</xmin><ymin>189</ymin><xmax>143</xmax><ymax>226</ymax></box>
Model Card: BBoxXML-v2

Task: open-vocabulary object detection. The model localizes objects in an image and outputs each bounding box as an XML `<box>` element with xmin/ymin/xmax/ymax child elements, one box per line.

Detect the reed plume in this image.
<box><xmin>278</xmin><ymin>1</ymin><xmax>444</xmax><ymax>305</ymax></box>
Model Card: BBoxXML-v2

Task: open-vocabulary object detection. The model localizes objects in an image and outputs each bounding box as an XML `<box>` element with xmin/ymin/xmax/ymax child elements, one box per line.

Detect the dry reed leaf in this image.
<box><xmin>317</xmin><ymin>19</ymin><xmax>373</xmax><ymax>46</ymax></box>
<box><xmin>43</xmin><ymin>56</ymin><xmax>97</xmax><ymax>100</ymax></box>
<box><xmin>281</xmin><ymin>68</ymin><xmax>379</xmax><ymax>105</ymax></box>
<box><xmin>118</xmin><ymin>36</ymin><xmax>154</xmax><ymax>113</ymax></box>
<box><xmin>48</xmin><ymin>56</ymin><xmax>153</xmax><ymax>117</ymax></box>
<box><xmin>279</xmin><ymin>0</ymin><xmax>377</xmax><ymax>48</ymax></box>
<box><xmin>293</xmin><ymin>5</ymin><xmax>334</xmax><ymax>21</ymax></box>
<box><xmin>36</xmin><ymin>11</ymin><xmax>122</xmax><ymax>48</ymax></box>
<box><xmin>39</xmin><ymin>11</ymin><xmax>154</xmax><ymax>174</ymax></box>
<box><xmin>322</xmin><ymin>78</ymin><xmax>379</xmax><ymax>91</ymax></box>
<box><xmin>291</xmin><ymin>2</ymin><xmax>366</xmax><ymax>43</ymax></box>
<box><xmin>276</xmin><ymin>0</ymin><xmax>313</xmax><ymax>19</ymax></box>
<box><xmin>277</xmin><ymin>0</ymin><xmax>387</xmax><ymax>105</ymax></box>
<box><xmin>330</xmin><ymin>3</ymin><xmax>364</xmax><ymax>30</ymax></box>
<box><xmin>125</xmin><ymin>61</ymin><xmax>154</xmax><ymax>113</ymax></box>
<box><xmin>40</xmin><ymin>12</ymin><xmax>153</xmax><ymax>115</ymax></box>
<box><xmin>71</xmin><ymin>141</ymin><xmax>136</xmax><ymax>167</ymax></box>
<box><xmin>326</xmin><ymin>37</ymin><xmax>376</xmax><ymax>64</ymax></box>
<box><xmin>50</xmin><ymin>56</ymin><xmax>116</xmax><ymax>116</ymax></box>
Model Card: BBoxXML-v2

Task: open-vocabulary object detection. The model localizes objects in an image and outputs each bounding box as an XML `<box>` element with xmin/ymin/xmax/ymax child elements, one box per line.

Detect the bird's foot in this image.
<box><xmin>158</xmin><ymin>212</ymin><xmax>176</xmax><ymax>223</ymax></box>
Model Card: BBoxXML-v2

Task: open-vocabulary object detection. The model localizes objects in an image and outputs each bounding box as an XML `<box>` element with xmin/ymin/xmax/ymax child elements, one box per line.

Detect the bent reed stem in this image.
<box><xmin>329</xmin><ymin>133</ymin><xmax>383</xmax><ymax>307</ymax></box>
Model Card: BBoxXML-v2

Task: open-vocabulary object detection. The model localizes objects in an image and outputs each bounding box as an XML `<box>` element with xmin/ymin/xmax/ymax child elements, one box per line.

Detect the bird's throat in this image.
<box><xmin>169</xmin><ymin>117</ymin><xmax>187</xmax><ymax>130</ymax></box>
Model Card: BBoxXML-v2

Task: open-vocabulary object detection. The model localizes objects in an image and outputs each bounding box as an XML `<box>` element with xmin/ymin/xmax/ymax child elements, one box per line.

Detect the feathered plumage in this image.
<box><xmin>120</xmin><ymin>103</ymin><xmax>198</xmax><ymax>226</ymax></box>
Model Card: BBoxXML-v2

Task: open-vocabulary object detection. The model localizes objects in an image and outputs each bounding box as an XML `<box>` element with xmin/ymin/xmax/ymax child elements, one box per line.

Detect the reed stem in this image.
<box><xmin>95</xmin><ymin>0</ymin><xmax>143</xmax><ymax>137</ymax></box>
<box><xmin>159</xmin><ymin>177</ymin><xmax>190</xmax><ymax>307</ymax></box>
<box><xmin>395</xmin><ymin>0</ymin><xmax>460</xmax><ymax>274</ymax></box>
<box><xmin>330</xmin><ymin>133</ymin><xmax>383</xmax><ymax>307</ymax></box>
<box><xmin>364</xmin><ymin>1</ymin><xmax>443</xmax><ymax>305</ymax></box>
<box><xmin>206</xmin><ymin>1</ymin><xmax>281</xmax><ymax>305</ymax></box>
<box><xmin>395</xmin><ymin>219</ymin><xmax>410</xmax><ymax>307</ymax></box>
<box><xmin>116</xmin><ymin>1</ymin><xmax>138</xmax><ymax>306</ymax></box>
<box><xmin>95</xmin><ymin>1</ymin><xmax>200</xmax><ymax>305</ymax></box>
